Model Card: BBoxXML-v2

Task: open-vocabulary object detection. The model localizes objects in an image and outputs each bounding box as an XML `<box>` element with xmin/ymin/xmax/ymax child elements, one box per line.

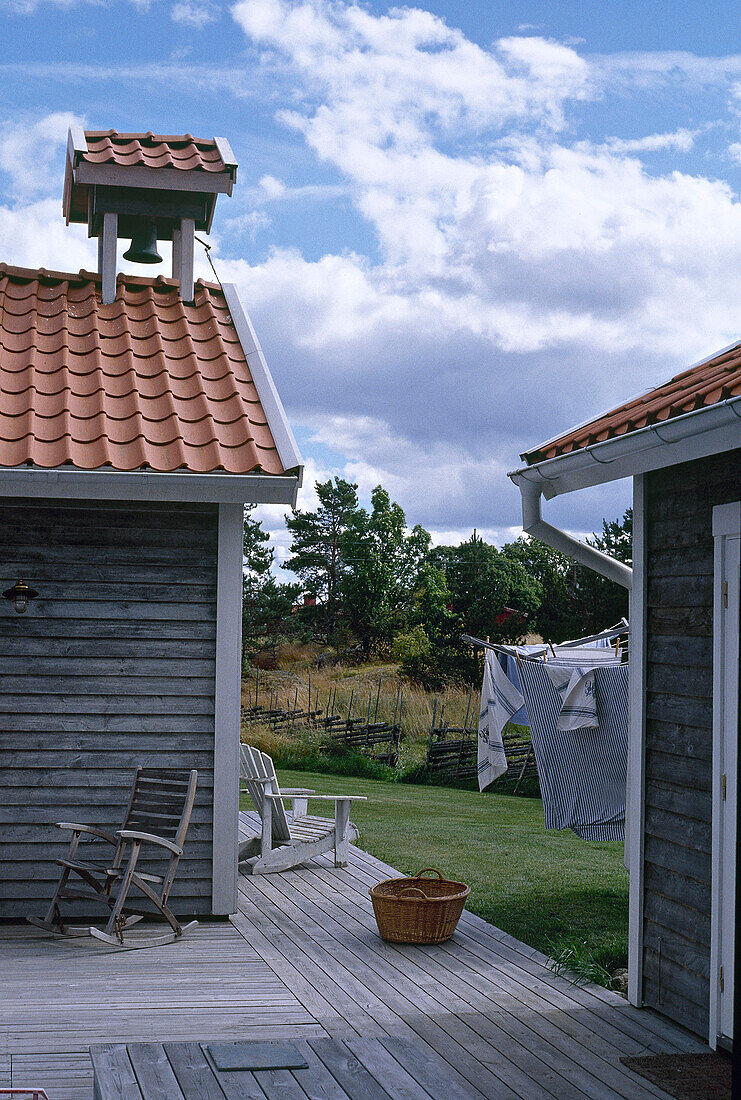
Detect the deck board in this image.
<box><xmin>0</xmin><ymin>811</ymin><xmax>707</xmax><ymax>1098</ymax></box>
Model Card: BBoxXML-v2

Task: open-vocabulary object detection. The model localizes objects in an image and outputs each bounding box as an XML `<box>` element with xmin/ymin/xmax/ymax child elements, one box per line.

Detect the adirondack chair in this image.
<box><xmin>28</xmin><ymin>768</ymin><xmax>199</xmax><ymax>949</ymax></box>
<box><xmin>238</xmin><ymin>745</ymin><xmax>366</xmax><ymax>874</ymax></box>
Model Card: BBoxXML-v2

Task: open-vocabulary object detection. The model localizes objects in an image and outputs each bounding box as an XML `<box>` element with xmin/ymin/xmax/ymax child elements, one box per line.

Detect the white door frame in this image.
<box><xmin>709</xmin><ymin>501</ymin><xmax>740</xmax><ymax>1047</ymax></box>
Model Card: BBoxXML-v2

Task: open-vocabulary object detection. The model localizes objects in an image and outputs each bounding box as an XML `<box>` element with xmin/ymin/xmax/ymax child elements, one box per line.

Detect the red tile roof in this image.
<box><xmin>80</xmin><ymin>131</ymin><xmax>232</xmax><ymax>175</ymax></box>
<box><xmin>0</xmin><ymin>265</ymin><xmax>286</xmax><ymax>475</ymax></box>
<box><xmin>522</xmin><ymin>341</ymin><xmax>741</xmax><ymax>464</ymax></box>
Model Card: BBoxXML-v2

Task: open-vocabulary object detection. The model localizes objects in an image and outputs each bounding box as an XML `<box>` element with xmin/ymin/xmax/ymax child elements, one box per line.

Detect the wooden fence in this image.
<box><xmin>424</xmin><ymin>689</ymin><xmax>538</xmax><ymax>793</ymax></box>
<box><xmin>241</xmin><ymin>670</ymin><xmax>401</xmax><ymax>766</ymax></box>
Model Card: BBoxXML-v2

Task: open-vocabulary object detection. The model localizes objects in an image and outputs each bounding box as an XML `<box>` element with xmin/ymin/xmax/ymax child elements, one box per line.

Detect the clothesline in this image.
<box><xmin>462</xmin><ymin>618</ymin><xmax>629</xmax><ymax>664</ymax></box>
<box><xmin>559</xmin><ymin>618</ymin><xmax>629</xmax><ymax>647</ymax></box>
<box><xmin>477</xmin><ymin>633</ymin><xmax>629</xmax><ymax>841</ymax></box>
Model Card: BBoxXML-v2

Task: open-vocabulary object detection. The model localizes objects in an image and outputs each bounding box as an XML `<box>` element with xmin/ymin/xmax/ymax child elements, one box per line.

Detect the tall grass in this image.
<box><xmin>242</xmin><ymin>663</ymin><xmax>479</xmax><ymax>771</ymax></box>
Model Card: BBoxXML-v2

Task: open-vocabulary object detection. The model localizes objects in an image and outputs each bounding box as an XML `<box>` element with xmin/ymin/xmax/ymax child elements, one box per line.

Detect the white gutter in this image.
<box><xmin>519</xmin><ymin>477</ymin><xmax>633</xmax><ymax>589</ymax></box>
<box><xmin>511</xmin><ymin>395</ymin><xmax>741</xmax><ymax>499</ymax></box>
<box><xmin>509</xmin><ymin>393</ymin><xmax>741</xmax><ymax>592</ymax></box>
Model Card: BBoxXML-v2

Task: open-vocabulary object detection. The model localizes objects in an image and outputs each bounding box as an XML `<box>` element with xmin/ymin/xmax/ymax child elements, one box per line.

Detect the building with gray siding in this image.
<box><xmin>511</xmin><ymin>348</ymin><xmax>740</xmax><ymax>1049</ymax></box>
<box><xmin>0</xmin><ymin>130</ymin><xmax>303</xmax><ymax>924</ymax></box>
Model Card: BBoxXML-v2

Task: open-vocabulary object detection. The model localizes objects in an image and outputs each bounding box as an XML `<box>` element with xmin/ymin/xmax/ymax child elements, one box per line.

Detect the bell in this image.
<box><xmin>123</xmin><ymin>220</ymin><xmax>162</xmax><ymax>264</ymax></box>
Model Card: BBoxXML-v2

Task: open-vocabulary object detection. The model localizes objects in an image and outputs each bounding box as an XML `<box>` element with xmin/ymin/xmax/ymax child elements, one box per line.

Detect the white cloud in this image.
<box><xmin>222</xmin><ymin>2</ymin><xmax>741</xmax><ymax>538</ymax></box>
<box><xmin>603</xmin><ymin>128</ymin><xmax>699</xmax><ymax>153</ymax></box>
<box><xmin>171</xmin><ymin>0</ymin><xmax>216</xmax><ymax>27</ymax></box>
<box><xmin>233</xmin><ymin>0</ymin><xmax>593</xmax><ymax>138</ymax></box>
<box><xmin>0</xmin><ymin>111</ymin><xmax>83</xmax><ymax>198</ymax></box>
<box><xmin>0</xmin><ymin>199</ymin><xmax>95</xmax><ymax>271</ymax></box>
<box><xmin>2</xmin><ymin>0</ymin><xmax>161</xmax><ymax>10</ymax></box>
<box><xmin>224</xmin><ymin>210</ymin><xmax>273</xmax><ymax>239</ymax></box>
<box><xmin>259</xmin><ymin>174</ymin><xmax>286</xmax><ymax>198</ymax></box>
<box><xmin>593</xmin><ymin>49</ymin><xmax>741</xmax><ymax>91</ymax></box>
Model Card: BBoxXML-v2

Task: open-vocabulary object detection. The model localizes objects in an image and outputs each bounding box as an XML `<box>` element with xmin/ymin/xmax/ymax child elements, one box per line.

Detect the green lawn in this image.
<box><xmin>242</xmin><ymin>769</ymin><xmax>629</xmax><ymax>981</ymax></box>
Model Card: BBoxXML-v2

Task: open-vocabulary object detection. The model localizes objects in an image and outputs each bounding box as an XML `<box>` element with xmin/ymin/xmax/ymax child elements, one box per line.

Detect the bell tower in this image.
<box><xmin>63</xmin><ymin>128</ymin><xmax>237</xmax><ymax>304</ymax></box>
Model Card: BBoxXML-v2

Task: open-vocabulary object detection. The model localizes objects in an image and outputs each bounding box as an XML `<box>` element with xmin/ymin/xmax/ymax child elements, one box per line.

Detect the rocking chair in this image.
<box><xmin>28</xmin><ymin>768</ymin><xmax>198</xmax><ymax>949</ymax></box>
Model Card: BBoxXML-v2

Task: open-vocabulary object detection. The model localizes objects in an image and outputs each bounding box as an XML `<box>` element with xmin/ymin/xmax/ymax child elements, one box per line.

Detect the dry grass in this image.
<box><xmin>242</xmin><ymin>661</ymin><xmax>478</xmax><ymax>770</ymax></box>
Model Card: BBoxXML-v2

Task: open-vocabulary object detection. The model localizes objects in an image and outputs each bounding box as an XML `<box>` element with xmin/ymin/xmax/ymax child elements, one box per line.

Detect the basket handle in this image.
<box><xmin>400</xmin><ymin>887</ymin><xmax>429</xmax><ymax>899</ymax></box>
<box><xmin>414</xmin><ymin>868</ymin><xmax>444</xmax><ymax>880</ymax></box>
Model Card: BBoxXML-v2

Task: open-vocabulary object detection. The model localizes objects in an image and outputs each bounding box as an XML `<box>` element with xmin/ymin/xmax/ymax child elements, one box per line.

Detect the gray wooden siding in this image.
<box><xmin>0</xmin><ymin>498</ymin><xmax>218</xmax><ymax>920</ymax></box>
<box><xmin>643</xmin><ymin>449</ymin><xmax>741</xmax><ymax>1036</ymax></box>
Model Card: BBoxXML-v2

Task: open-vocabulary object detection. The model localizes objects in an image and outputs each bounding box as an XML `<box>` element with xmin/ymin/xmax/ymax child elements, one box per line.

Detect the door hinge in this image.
<box><xmin>721</xmin><ymin>774</ymin><xmax>727</xmax><ymax>801</ymax></box>
<box><xmin>720</xmin><ymin>966</ymin><xmax>724</xmax><ymax>992</ymax></box>
<box><xmin>722</xmin><ymin>580</ymin><xmax>728</xmax><ymax>608</ymax></box>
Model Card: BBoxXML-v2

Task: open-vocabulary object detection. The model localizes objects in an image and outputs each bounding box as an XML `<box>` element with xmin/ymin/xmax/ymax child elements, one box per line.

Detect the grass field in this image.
<box><xmin>241</xmin><ymin>768</ymin><xmax>629</xmax><ymax>985</ymax></box>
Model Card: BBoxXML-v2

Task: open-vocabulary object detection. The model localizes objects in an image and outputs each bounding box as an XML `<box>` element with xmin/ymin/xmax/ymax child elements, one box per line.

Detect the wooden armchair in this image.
<box><xmin>28</xmin><ymin>768</ymin><xmax>198</xmax><ymax>949</ymax></box>
<box><xmin>238</xmin><ymin>745</ymin><xmax>366</xmax><ymax>874</ymax></box>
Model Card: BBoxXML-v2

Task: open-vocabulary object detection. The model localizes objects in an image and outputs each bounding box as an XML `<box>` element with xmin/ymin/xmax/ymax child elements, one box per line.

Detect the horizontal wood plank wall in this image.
<box><xmin>643</xmin><ymin>449</ymin><xmax>741</xmax><ymax>1036</ymax></box>
<box><xmin>0</xmin><ymin>498</ymin><xmax>218</xmax><ymax>920</ymax></box>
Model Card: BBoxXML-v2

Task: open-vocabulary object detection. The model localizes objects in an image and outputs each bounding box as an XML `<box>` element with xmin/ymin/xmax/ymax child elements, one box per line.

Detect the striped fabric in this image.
<box><xmin>545</xmin><ymin>665</ymin><xmax>599</xmax><ymax>730</ymax></box>
<box><xmin>551</xmin><ymin>646</ymin><xmax>622</xmax><ymax>664</ymax></box>
<box><xmin>518</xmin><ymin>660</ymin><xmax>629</xmax><ymax>841</ymax></box>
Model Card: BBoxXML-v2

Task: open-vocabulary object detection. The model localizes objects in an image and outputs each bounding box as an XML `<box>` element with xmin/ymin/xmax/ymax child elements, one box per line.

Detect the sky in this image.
<box><xmin>2</xmin><ymin>0</ymin><xmax>741</xmax><ymax>566</ymax></box>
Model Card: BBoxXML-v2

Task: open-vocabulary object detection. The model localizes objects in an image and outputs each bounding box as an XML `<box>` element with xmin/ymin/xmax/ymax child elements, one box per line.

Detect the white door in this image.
<box><xmin>711</xmin><ymin>503</ymin><xmax>740</xmax><ymax>1047</ymax></box>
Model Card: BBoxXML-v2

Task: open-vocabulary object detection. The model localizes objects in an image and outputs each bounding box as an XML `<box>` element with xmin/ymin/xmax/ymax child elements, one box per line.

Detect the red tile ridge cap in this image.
<box><xmin>0</xmin><ymin>264</ymin><xmax>222</xmax><ymax>293</ymax></box>
<box><xmin>86</xmin><ymin>130</ymin><xmax>205</xmax><ymax>143</ymax></box>
<box><xmin>80</xmin><ymin>131</ymin><xmax>230</xmax><ymax>174</ymax></box>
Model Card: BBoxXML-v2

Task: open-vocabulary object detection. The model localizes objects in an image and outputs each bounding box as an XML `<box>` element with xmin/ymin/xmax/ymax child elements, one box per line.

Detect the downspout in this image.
<box><xmin>518</xmin><ymin>478</ymin><xmax>633</xmax><ymax>590</ymax></box>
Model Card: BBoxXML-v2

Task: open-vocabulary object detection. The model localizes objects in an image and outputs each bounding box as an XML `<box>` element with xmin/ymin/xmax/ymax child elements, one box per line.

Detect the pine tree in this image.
<box><xmin>242</xmin><ymin>506</ymin><xmax>299</xmax><ymax>661</ymax></box>
<box><xmin>284</xmin><ymin>477</ymin><xmax>359</xmax><ymax>642</ymax></box>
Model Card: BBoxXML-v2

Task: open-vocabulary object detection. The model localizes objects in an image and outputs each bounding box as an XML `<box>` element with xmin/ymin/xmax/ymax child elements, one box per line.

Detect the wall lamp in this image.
<box><xmin>3</xmin><ymin>579</ymin><xmax>39</xmax><ymax>614</ymax></box>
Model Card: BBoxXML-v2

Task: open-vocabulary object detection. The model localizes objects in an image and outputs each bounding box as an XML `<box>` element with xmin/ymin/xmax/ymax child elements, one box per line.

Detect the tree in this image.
<box><xmin>500</xmin><ymin>536</ymin><xmax>574</xmax><ymax>642</ymax></box>
<box><xmin>590</xmin><ymin>508</ymin><xmax>632</xmax><ymax>566</ymax></box>
<box><xmin>341</xmin><ymin>486</ymin><xmax>431</xmax><ymax>653</ymax></box>
<box><xmin>243</xmin><ymin>506</ymin><xmax>273</xmax><ymax>579</ymax></box>
<box><xmin>284</xmin><ymin>477</ymin><xmax>359</xmax><ymax>642</ymax></box>
<box><xmin>501</xmin><ymin>508</ymin><xmax>632</xmax><ymax>642</ymax></box>
<box><xmin>393</xmin><ymin>562</ymin><xmax>475</xmax><ymax>688</ymax></box>
<box><xmin>578</xmin><ymin>507</ymin><xmax>632</xmax><ymax>632</ymax></box>
<box><xmin>241</xmin><ymin>507</ymin><xmax>299</xmax><ymax>661</ymax></box>
<box><xmin>431</xmin><ymin>532</ymin><xmax>540</xmax><ymax>644</ymax></box>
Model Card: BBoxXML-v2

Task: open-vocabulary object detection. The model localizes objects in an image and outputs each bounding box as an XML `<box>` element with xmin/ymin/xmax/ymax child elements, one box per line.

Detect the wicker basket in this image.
<box><xmin>370</xmin><ymin>867</ymin><xmax>470</xmax><ymax>944</ymax></box>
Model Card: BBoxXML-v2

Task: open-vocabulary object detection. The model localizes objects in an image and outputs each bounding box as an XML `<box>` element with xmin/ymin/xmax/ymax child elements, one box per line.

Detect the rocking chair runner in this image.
<box><xmin>28</xmin><ymin>768</ymin><xmax>198</xmax><ymax>948</ymax></box>
<box><xmin>238</xmin><ymin>745</ymin><xmax>366</xmax><ymax>874</ymax></box>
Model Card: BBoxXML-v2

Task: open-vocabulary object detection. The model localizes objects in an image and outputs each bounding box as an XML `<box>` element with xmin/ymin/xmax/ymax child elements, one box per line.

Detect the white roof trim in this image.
<box><xmin>68</xmin><ymin>125</ymin><xmax>87</xmax><ymax>162</ymax></box>
<box><xmin>222</xmin><ymin>282</ymin><xmax>304</xmax><ymax>481</ymax></box>
<box><xmin>509</xmin><ymin>395</ymin><xmax>741</xmax><ymax>498</ymax></box>
<box><xmin>214</xmin><ymin>136</ymin><xmax>237</xmax><ymax>170</ymax></box>
<box><xmin>0</xmin><ymin>468</ymin><xmax>299</xmax><ymax>506</ymax></box>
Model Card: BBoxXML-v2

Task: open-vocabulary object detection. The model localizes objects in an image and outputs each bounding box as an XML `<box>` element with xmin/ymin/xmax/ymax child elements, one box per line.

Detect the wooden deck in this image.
<box><xmin>0</xmin><ymin>810</ymin><xmax>707</xmax><ymax>1099</ymax></box>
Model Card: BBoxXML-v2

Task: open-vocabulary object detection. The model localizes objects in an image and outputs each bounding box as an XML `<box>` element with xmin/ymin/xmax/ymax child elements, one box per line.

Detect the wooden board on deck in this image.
<box><xmin>0</xmin><ymin>815</ymin><xmax>707</xmax><ymax>1099</ymax></box>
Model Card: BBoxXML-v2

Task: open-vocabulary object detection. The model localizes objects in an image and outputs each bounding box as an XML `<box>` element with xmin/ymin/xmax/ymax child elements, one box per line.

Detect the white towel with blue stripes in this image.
<box><xmin>477</xmin><ymin>652</ymin><xmax>523</xmax><ymax>790</ymax></box>
<box><xmin>518</xmin><ymin>660</ymin><xmax>628</xmax><ymax>841</ymax></box>
<box><xmin>544</xmin><ymin>664</ymin><xmax>598</xmax><ymax>731</ymax></box>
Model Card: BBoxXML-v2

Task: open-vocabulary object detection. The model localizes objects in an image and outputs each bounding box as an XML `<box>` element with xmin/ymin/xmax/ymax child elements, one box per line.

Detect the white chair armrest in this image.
<box><xmin>305</xmin><ymin>795</ymin><xmax>367</xmax><ymax>802</ymax></box>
